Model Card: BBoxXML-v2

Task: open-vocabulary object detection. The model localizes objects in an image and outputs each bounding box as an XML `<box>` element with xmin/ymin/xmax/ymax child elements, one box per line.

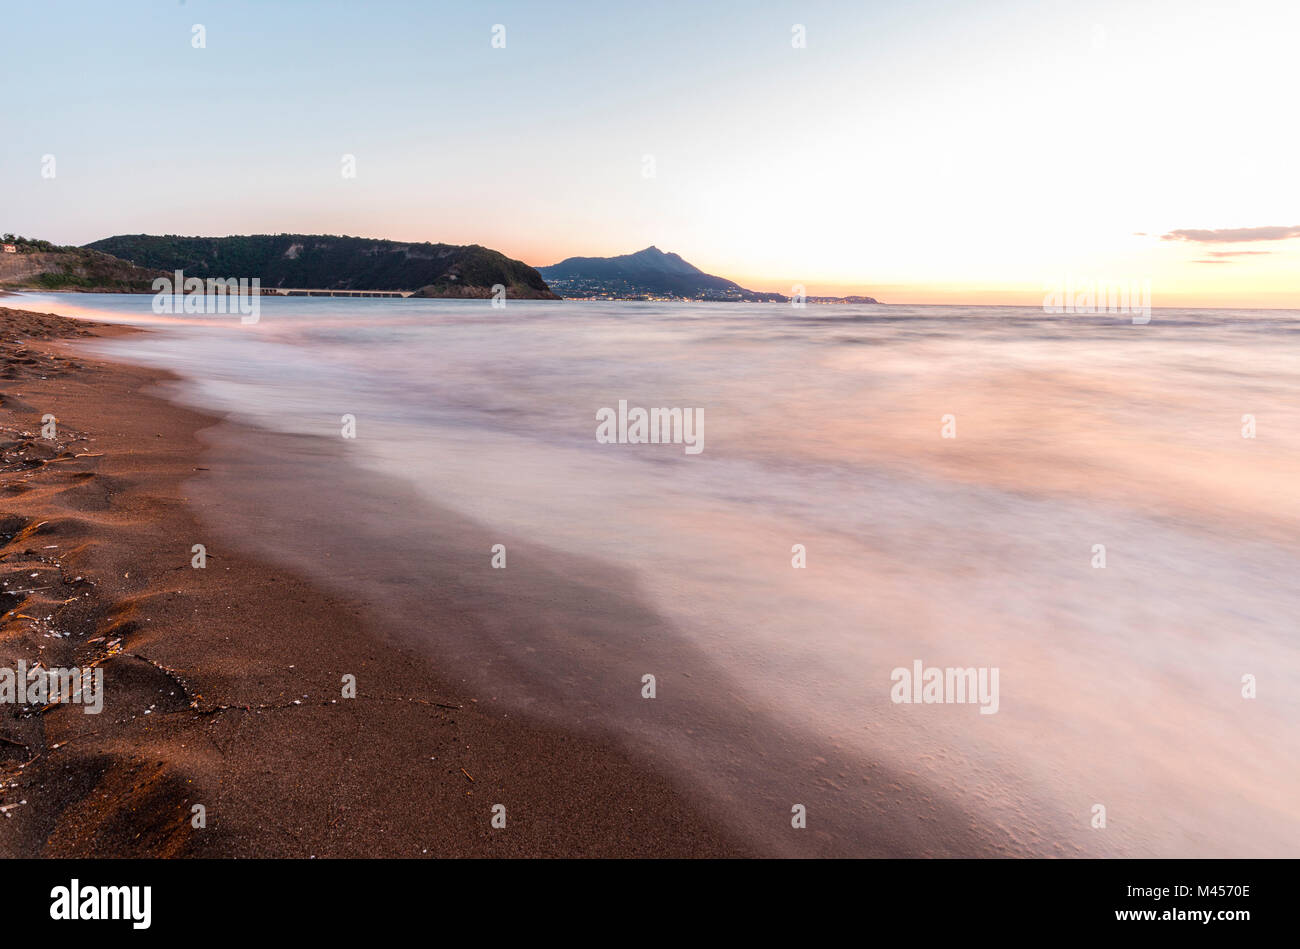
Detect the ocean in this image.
<box><xmin>22</xmin><ymin>292</ymin><xmax>1300</xmax><ymax>856</ymax></box>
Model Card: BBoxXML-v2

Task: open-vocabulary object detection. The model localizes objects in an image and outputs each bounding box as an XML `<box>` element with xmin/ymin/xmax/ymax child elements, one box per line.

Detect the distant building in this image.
<box><xmin>1</xmin><ymin>244</ymin><xmax>16</xmax><ymax>254</ymax></box>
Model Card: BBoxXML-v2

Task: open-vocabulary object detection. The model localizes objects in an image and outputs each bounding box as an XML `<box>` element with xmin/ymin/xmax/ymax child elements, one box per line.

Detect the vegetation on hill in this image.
<box><xmin>86</xmin><ymin>233</ymin><xmax>558</xmax><ymax>299</ymax></box>
<box><xmin>0</xmin><ymin>235</ymin><xmax>167</xmax><ymax>292</ymax></box>
<box><xmin>2</xmin><ymin>235</ymin><xmax>58</xmax><ymax>252</ymax></box>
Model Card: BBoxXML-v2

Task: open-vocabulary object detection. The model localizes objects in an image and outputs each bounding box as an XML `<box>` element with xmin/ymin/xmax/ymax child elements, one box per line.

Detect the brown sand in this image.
<box><xmin>0</xmin><ymin>307</ymin><xmax>750</xmax><ymax>857</ymax></box>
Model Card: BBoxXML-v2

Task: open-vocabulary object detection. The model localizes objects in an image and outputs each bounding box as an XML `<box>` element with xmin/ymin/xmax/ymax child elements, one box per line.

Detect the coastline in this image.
<box><xmin>13</xmin><ymin>295</ymin><xmax>1286</xmax><ymax>859</ymax></box>
<box><xmin>0</xmin><ymin>306</ymin><xmax>750</xmax><ymax>857</ymax></box>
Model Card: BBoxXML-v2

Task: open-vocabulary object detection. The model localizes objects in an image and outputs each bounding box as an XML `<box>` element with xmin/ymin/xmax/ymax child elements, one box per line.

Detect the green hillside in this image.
<box><xmin>86</xmin><ymin>233</ymin><xmax>558</xmax><ymax>299</ymax></box>
<box><xmin>0</xmin><ymin>235</ymin><xmax>167</xmax><ymax>292</ymax></box>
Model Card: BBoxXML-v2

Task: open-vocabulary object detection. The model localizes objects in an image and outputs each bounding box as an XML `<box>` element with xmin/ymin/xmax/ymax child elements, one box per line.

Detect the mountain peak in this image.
<box><xmin>609</xmin><ymin>246</ymin><xmax>699</xmax><ymax>275</ymax></box>
<box><xmin>538</xmin><ymin>246</ymin><xmax>785</xmax><ymax>301</ymax></box>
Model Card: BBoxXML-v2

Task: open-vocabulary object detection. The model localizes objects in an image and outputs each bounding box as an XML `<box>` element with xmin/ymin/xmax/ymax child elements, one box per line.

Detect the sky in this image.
<box><xmin>2</xmin><ymin>0</ymin><xmax>1298</xmax><ymax>306</ymax></box>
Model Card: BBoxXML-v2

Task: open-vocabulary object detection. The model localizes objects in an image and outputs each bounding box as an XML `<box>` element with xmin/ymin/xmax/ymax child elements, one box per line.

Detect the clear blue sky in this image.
<box><xmin>3</xmin><ymin>0</ymin><xmax>1297</xmax><ymax>303</ymax></box>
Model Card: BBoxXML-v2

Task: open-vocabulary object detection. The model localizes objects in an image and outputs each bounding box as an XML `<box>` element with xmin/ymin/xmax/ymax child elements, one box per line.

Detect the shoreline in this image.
<box><xmin>0</xmin><ymin>306</ymin><xmax>750</xmax><ymax>857</ymax></box>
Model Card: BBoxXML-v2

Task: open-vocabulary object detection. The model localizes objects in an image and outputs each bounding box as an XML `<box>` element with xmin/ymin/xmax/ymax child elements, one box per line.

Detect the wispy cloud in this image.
<box><xmin>1162</xmin><ymin>225</ymin><xmax>1300</xmax><ymax>243</ymax></box>
<box><xmin>1190</xmin><ymin>249</ymin><xmax>1275</xmax><ymax>264</ymax></box>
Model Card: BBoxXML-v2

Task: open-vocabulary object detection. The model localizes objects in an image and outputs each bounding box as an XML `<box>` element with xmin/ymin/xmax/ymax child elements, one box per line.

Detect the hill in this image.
<box><xmin>538</xmin><ymin>246</ymin><xmax>786</xmax><ymax>301</ymax></box>
<box><xmin>0</xmin><ymin>235</ymin><xmax>168</xmax><ymax>292</ymax></box>
<box><xmin>85</xmin><ymin>234</ymin><xmax>558</xmax><ymax>299</ymax></box>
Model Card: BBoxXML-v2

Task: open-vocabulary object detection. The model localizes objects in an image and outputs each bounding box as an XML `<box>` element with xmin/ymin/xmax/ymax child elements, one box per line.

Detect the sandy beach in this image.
<box><xmin>0</xmin><ymin>306</ymin><xmax>750</xmax><ymax>857</ymax></box>
<box><xmin>4</xmin><ymin>296</ymin><xmax>1296</xmax><ymax>861</ymax></box>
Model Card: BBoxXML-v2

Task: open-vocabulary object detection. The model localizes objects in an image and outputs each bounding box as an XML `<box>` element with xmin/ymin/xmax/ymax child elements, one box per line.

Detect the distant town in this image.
<box><xmin>539</xmin><ymin>248</ymin><xmax>880</xmax><ymax>303</ymax></box>
<box><xmin>542</xmin><ymin>275</ymin><xmax>783</xmax><ymax>302</ymax></box>
<box><xmin>548</xmin><ymin>278</ymin><xmax>882</xmax><ymax>304</ymax></box>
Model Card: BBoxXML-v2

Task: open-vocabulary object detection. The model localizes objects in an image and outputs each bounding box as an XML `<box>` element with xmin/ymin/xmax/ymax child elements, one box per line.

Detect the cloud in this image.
<box><xmin>1161</xmin><ymin>225</ymin><xmax>1300</xmax><ymax>243</ymax></box>
<box><xmin>1190</xmin><ymin>250</ymin><xmax>1274</xmax><ymax>264</ymax></box>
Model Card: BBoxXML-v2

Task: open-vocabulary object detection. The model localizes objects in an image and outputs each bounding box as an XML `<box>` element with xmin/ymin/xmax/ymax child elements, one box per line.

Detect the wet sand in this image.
<box><xmin>0</xmin><ymin>307</ymin><xmax>751</xmax><ymax>857</ymax></box>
